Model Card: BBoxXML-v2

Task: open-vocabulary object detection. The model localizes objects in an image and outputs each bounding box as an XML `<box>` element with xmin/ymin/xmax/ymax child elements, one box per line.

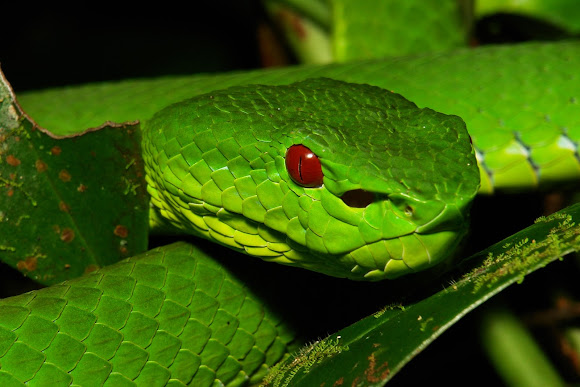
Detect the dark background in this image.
<box><xmin>2</xmin><ymin>2</ymin><xmax>266</xmax><ymax>93</ymax></box>
<box><xmin>4</xmin><ymin>2</ymin><xmax>572</xmax><ymax>93</ymax></box>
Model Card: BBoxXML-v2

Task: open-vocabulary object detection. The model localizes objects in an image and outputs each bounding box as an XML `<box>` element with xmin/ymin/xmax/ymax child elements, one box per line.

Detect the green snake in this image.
<box><xmin>143</xmin><ymin>77</ymin><xmax>478</xmax><ymax>281</ymax></box>
<box><xmin>2</xmin><ymin>5</ymin><xmax>580</xmax><ymax>387</ymax></box>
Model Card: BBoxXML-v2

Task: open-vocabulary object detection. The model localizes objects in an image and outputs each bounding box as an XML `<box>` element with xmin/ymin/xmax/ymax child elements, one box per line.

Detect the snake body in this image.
<box><xmin>0</xmin><ymin>243</ymin><xmax>295</xmax><ymax>386</ymax></box>
<box><xmin>1</xmin><ymin>39</ymin><xmax>580</xmax><ymax>384</ymax></box>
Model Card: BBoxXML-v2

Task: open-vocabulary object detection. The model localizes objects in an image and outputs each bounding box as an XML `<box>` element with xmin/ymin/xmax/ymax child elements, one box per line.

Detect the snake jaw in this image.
<box><xmin>281</xmin><ymin>181</ymin><xmax>473</xmax><ymax>281</ymax></box>
<box><xmin>318</xmin><ymin>193</ymin><xmax>472</xmax><ymax>281</ymax></box>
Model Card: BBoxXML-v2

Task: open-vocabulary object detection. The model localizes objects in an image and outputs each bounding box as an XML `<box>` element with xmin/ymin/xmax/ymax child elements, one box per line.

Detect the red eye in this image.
<box><xmin>285</xmin><ymin>145</ymin><xmax>323</xmax><ymax>187</ymax></box>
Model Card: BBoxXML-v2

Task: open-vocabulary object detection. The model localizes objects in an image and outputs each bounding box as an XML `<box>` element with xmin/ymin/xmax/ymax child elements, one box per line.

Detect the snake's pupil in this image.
<box><xmin>285</xmin><ymin>145</ymin><xmax>323</xmax><ymax>187</ymax></box>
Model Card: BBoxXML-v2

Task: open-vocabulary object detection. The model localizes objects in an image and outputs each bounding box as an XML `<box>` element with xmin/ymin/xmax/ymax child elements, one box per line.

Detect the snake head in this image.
<box><xmin>143</xmin><ymin>78</ymin><xmax>480</xmax><ymax>281</ymax></box>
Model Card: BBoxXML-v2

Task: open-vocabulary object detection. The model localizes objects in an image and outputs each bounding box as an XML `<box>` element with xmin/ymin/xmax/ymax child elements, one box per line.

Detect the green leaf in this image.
<box><xmin>0</xmin><ymin>69</ymin><xmax>149</xmax><ymax>285</ymax></box>
<box><xmin>480</xmin><ymin>307</ymin><xmax>565</xmax><ymax>387</ymax></box>
<box><xmin>265</xmin><ymin>204</ymin><xmax>580</xmax><ymax>386</ymax></box>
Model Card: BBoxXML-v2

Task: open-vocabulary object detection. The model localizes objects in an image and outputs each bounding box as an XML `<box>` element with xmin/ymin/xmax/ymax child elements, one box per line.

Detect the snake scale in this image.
<box><xmin>1</xmin><ymin>7</ymin><xmax>580</xmax><ymax>387</ymax></box>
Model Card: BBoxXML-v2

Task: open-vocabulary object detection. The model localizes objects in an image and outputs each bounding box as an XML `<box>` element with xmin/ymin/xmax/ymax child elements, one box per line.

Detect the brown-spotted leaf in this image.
<box><xmin>0</xmin><ymin>69</ymin><xmax>149</xmax><ymax>285</ymax></box>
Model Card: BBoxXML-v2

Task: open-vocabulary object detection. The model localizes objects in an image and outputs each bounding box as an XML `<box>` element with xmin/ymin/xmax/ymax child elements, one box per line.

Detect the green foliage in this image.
<box><xmin>0</xmin><ymin>78</ymin><xmax>149</xmax><ymax>285</ymax></box>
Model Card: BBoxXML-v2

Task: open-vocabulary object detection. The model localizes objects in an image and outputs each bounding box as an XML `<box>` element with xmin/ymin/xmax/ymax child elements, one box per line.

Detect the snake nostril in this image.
<box><xmin>340</xmin><ymin>189</ymin><xmax>375</xmax><ymax>208</ymax></box>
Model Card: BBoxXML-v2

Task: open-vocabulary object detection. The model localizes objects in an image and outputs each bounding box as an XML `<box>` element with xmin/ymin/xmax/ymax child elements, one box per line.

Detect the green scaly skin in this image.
<box><xmin>2</xmin><ymin>40</ymin><xmax>579</xmax><ymax>385</ymax></box>
<box><xmin>0</xmin><ymin>243</ymin><xmax>296</xmax><ymax>386</ymax></box>
<box><xmin>143</xmin><ymin>78</ymin><xmax>478</xmax><ymax>280</ymax></box>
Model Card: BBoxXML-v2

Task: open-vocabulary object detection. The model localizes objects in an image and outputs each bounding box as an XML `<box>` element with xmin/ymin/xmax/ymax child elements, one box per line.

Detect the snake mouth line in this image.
<box><xmin>347</xmin><ymin>228</ymin><xmax>465</xmax><ymax>281</ymax></box>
